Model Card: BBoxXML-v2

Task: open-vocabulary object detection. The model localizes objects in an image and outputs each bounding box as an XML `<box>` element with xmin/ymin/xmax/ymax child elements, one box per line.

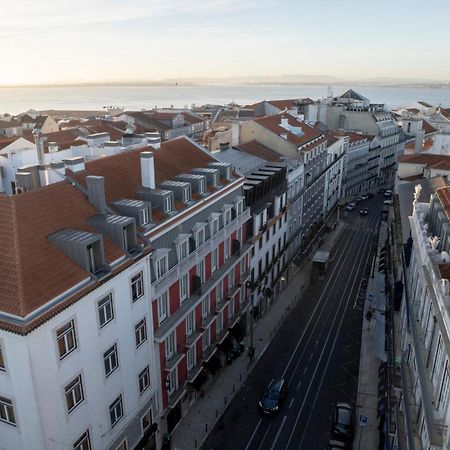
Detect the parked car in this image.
<box><xmin>384</xmin><ymin>190</ymin><xmax>392</xmax><ymax>198</ymax></box>
<box><xmin>361</xmin><ymin>193</ymin><xmax>369</xmax><ymax>200</ymax></box>
<box><xmin>355</xmin><ymin>196</ymin><xmax>362</xmax><ymax>203</ymax></box>
<box><xmin>258</xmin><ymin>378</ymin><xmax>287</xmax><ymax>414</ymax></box>
<box><xmin>328</xmin><ymin>440</ymin><xmax>348</xmax><ymax>450</ymax></box>
<box><xmin>367</xmin><ymin>192</ymin><xmax>374</xmax><ymax>198</ymax></box>
<box><xmin>345</xmin><ymin>203</ymin><xmax>356</xmax><ymax>212</ymax></box>
<box><xmin>333</xmin><ymin>403</ymin><xmax>354</xmax><ymax>438</ymax></box>
<box><xmin>384</xmin><ymin>199</ymin><xmax>393</xmax><ymax>205</ymax></box>
<box><xmin>378</xmin><ymin>188</ymin><xmax>386</xmax><ymax>194</ymax></box>
<box><xmin>359</xmin><ymin>208</ymin><xmax>369</xmax><ymax>216</ymax></box>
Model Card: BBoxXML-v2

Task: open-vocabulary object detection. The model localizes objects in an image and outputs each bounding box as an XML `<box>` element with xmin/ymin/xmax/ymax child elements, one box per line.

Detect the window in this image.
<box><xmin>141</xmin><ymin>408</ymin><xmax>153</xmax><ymax>433</ymax></box>
<box><xmin>202</xmin><ymin>327</ymin><xmax>211</xmax><ymax>351</ymax></box>
<box><xmin>228</xmin><ymin>269</ymin><xmax>234</xmax><ymax>290</ymax></box>
<box><xmin>156</xmin><ymin>255</ymin><xmax>168</xmax><ymax>278</ymax></box>
<box><xmin>236</xmin><ymin>200</ymin><xmax>244</xmax><ymax>215</ymax></box>
<box><xmin>167</xmin><ymin>369</ymin><xmax>177</xmax><ymax>396</ymax></box>
<box><xmin>223</xmin><ymin>208</ymin><xmax>232</xmax><ymax>225</ymax></box>
<box><xmin>109</xmin><ymin>395</ymin><xmax>124</xmax><ymax>428</ymax></box>
<box><xmin>138</xmin><ymin>366</ymin><xmax>150</xmax><ymax>394</ymax></box>
<box><xmin>183</xmin><ymin>187</ymin><xmax>190</xmax><ymax>202</ymax></box>
<box><xmin>236</xmin><ymin>228</ymin><xmax>242</xmax><ymax>244</ymax></box>
<box><xmin>212</xmin><ymin>249</ymin><xmax>218</xmax><ymax>273</ymax></box>
<box><xmin>186</xmin><ymin>311</ymin><xmax>195</xmax><ymax>337</ymax></box>
<box><xmin>157</xmin><ymin>291</ymin><xmax>169</xmax><ymax>324</ymax></box>
<box><xmin>98</xmin><ymin>294</ymin><xmax>114</xmax><ymax>328</ymax></box>
<box><xmin>211</xmin><ymin>218</ymin><xmax>219</xmax><ymax>235</ymax></box>
<box><xmin>165</xmin><ymin>196</ymin><xmax>173</xmax><ymax>212</ymax></box>
<box><xmin>228</xmin><ymin>298</ymin><xmax>234</xmax><ymax>320</ymax></box>
<box><xmin>73</xmin><ymin>430</ymin><xmax>91</xmax><ymax>450</ymax></box>
<box><xmin>0</xmin><ymin>343</ymin><xmax>5</xmax><ymax>371</ymax></box>
<box><xmin>56</xmin><ymin>320</ymin><xmax>77</xmax><ymax>360</ymax></box>
<box><xmin>135</xmin><ymin>319</ymin><xmax>147</xmax><ymax>348</ymax></box>
<box><xmin>165</xmin><ymin>332</ymin><xmax>175</xmax><ymax>360</ymax></box>
<box><xmin>0</xmin><ymin>397</ymin><xmax>15</xmax><ymax>426</ymax></box>
<box><xmin>187</xmin><ymin>346</ymin><xmax>195</xmax><ymax>371</ymax></box>
<box><xmin>180</xmin><ymin>273</ymin><xmax>189</xmax><ymax>302</ymax></box>
<box><xmin>103</xmin><ymin>344</ymin><xmax>119</xmax><ymax>378</ymax></box>
<box><xmin>224</xmin><ymin>238</ymin><xmax>230</xmax><ymax>260</ymax></box>
<box><xmin>141</xmin><ymin>207</ymin><xmax>150</xmax><ymax>226</ymax></box>
<box><xmin>131</xmin><ymin>272</ymin><xmax>144</xmax><ymax>302</ymax></box>
<box><xmin>201</xmin><ymin>296</ymin><xmax>209</xmax><ymax>319</ymax></box>
<box><xmin>196</xmin><ymin>227</ymin><xmax>205</xmax><ymax>247</ymax></box>
<box><xmin>197</xmin><ymin>259</ymin><xmax>205</xmax><ymax>282</ymax></box>
<box><xmin>216</xmin><ymin>311</ymin><xmax>223</xmax><ymax>335</ymax></box>
<box><xmin>178</xmin><ymin>239</ymin><xmax>189</xmax><ymax>261</ymax></box>
<box><xmin>65</xmin><ymin>375</ymin><xmax>84</xmax><ymax>413</ymax></box>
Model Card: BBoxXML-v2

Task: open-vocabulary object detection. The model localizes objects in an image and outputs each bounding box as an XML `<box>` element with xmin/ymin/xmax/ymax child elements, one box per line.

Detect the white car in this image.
<box><xmin>384</xmin><ymin>199</ymin><xmax>393</xmax><ymax>205</ymax></box>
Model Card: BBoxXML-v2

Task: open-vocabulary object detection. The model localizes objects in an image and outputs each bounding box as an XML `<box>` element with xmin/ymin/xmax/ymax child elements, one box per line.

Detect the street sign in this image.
<box><xmin>368</xmin><ymin>294</ymin><xmax>374</xmax><ymax>302</ymax></box>
<box><xmin>359</xmin><ymin>415</ymin><xmax>368</xmax><ymax>427</ymax></box>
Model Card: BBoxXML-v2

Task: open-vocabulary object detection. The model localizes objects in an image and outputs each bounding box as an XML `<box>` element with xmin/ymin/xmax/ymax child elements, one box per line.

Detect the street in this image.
<box><xmin>202</xmin><ymin>195</ymin><xmax>383</xmax><ymax>450</ymax></box>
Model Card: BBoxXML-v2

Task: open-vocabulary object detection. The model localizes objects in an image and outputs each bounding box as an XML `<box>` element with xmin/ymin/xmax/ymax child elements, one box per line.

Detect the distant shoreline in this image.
<box><xmin>0</xmin><ymin>82</ymin><xmax>449</xmax><ymax>90</ymax></box>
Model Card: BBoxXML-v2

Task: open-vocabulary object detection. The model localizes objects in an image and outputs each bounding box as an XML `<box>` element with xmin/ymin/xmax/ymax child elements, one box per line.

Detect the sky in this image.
<box><xmin>1</xmin><ymin>0</ymin><xmax>450</xmax><ymax>85</ymax></box>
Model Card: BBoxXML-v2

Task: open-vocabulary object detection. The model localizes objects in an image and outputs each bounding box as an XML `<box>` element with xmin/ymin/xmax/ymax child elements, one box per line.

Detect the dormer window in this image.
<box><xmin>141</xmin><ymin>207</ymin><xmax>150</xmax><ymax>225</ymax></box>
<box><xmin>235</xmin><ymin>200</ymin><xmax>244</xmax><ymax>216</ymax></box>
<box><xmin>222</xmin><ymin>206</ymin><xmax>232</xmax><ymax>226</ymax></box>
<box><xmin>183</xmin><ymin>187</ymin><xmax>190</xmax><ymax>203</ymax></box>
<box><xmin>156</xmin><ymin>255</ymin><xmax>168</xmax><ymax>278</ymax></box>
<box><xmin>199</xmin><ymin>179</ymin><xmax>206</xmax><ymax>194</ymax></box>
<box><xmin>178</xmin><ymin>239</ymin><xmax>189</xmax><ymax>261</ymax></box>
<box><xmin>165</xmin><ymin>196</ymin><xmax>173</xmax><ymax>213</ymax></box>
<box><xmin>196</xmin><ymin>227</ymin><xmax>206</xmax><ymax>247</ymax></box>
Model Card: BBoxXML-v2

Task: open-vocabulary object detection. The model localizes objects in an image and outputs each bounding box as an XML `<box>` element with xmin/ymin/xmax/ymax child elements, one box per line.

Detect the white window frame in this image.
<box><xmin>168</xmin><ymin>368</ymin><xmax>177</xmax><ymax>396</ymax></box>
<box><xmin>157</xmin><ymin>291</ymin><xmax>169</xmax><ymax>325</ymax></box>
<box><xmin>164</xmin><ymin>195</ymin><xmax>173</xmax><ymax>212</ymax></box>
<box><xmin>165</xmin><ymin>331</ymin><xmax>176</xmax><ymax>360</ymax></box>
<box><xmin>0</xmin><ymin>396</ymin><xmax>16</xmax><ymax>426</ymax></box>
<box><xmin>212</xmin><ymin>248</ymin><xmax>218</xmax><ymax>273</ymax></box>
<box><xmin>0</xmin><ymin>342</ymin><xmax>6</xmax><ymax>372</ymax></box>
<box><xmin>109</xmin><ymin>395</ymin><xmax>124</xmax><ymax>428</ymax></box>
<box><xmin>65</xmin><ymin>374</ymin><xmax>84</xmax><ymax>413</ymax></box>
<box><xmin>197</xmin><ymin>259</ymin><xmax>205</xmax><ymax>282</ymax></box>
<box><xmin>186</xmin><ymin>311</ymin><xmax>195</xmax><ymax>337</ymax></box>
<box><xmin>141</xmin><ymin>207</ymin><xmax>150</xmax><ymax>226</ymax></box>
<box><xmin>115</xmin><ymin>439</ymin><xmax>128</xmax><ymax>450</ymax></box>
<box><xmin>180</xmin><ymin>273</ymin><xmax>189</xmax><ymax>302</ymax></box>
<box><xmin>131</xmin><ymin>272</ymin><xmax>144</xmax><ymax>302</ymax></box>
<box><xmin>228</xmin><ymin>269</ymin><xmax>234</xmax><ymax>290</ymax></box>
<box><xmin>224</xmin><ymin>237</ymin><xmax>230</xmax><ymax>260</ymax></box>
<box><xmin>196</xmin><ymin>227</ymin><xmax>205</xmax><ymax>247</ymax></box>
<box><xmin>210</xmin><ymin>218</ymin><xmax>219</xmax><ymax>235</ymax></box>
<box><xmin>228</xmin><ymin>298</ymin><xmax>235</xmax><ymax>320</ymax></box>
<box><xmin>156</xmin><ymin>255</ymin><xmax>168</xmax><ymax>278</ymax></box>
<box><xmin>187</xmin><ymin>346</ymin><xmax>196</xmax><ymax>371</ymax></box>
<box><xmin>138</xmin><ymin>366</ymin><xmax>150</xmax><ymax>395</ymax></box>
<box><xmin>141</xmin><ymin>407</ymin><xmax>153</xmax><ymax>434</ymax></box>
<box><xmin>103</xmin><ymin>343</ymin><xmax>119</xmax><ymax>378</ymax></box>
<box><xmin>98</xmin><ymin>293</ymin><xmax>114</xmax><ymax>329</ymax></box>
<box><xmin>236</xmin><ymin>200</ymin><xmax>244</xmax><ymax>215</ymax></box>
<box><xmin>216</xmin><ymin>310</ymin><xmax>223</xmax><ymax>335</ymax></box>
<box><xmin>73</xmin><ymin>430</ymin><xmax>91</xmax><ymax>450</ymax></box>
<box><xmin>178</xmin><ymin>239</ymin><xmax>189</xmax><ymax>261</ymax></box>
<box><xmin>56</xmin><ymin>320</ymin><xmax>77</xmax><ymax>360</ymax></box>
<box><xmin>201</xmin><ymin>296</ymin><xmax>210</xmax><ymax>319</ymax></box>
<box><xmin>202</xmin><ymin>327</ymin><xmax>211</xmax><ymax>351</ymax></box>
<box><xmin>135</xmin><ymin>318</ymin><xmax>147</xmax><ymax>348</ymax></box>
<box><xmin>236</xmin><ymin>227</ymin><xmax>242</xmax><ymax>244</ymax></box>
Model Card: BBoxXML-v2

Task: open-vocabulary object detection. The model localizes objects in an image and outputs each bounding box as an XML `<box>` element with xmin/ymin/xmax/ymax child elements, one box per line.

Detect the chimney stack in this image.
<box><xmin>140</xmin><ymin>151</ymin><xmax>155</xmax><ymax>189</ymax></box>
<box><xmin>86</xmin><ymin>175</ymin><xmax>107</xmax><ymax>213</ymax></box>
<box><xmin>33</xmin><ymin>129</ymin><xmax>45</xmax><ymax>165</ymax></box>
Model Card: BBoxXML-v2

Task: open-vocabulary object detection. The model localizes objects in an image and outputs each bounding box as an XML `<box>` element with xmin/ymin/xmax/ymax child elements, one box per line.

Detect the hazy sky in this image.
<box><xmin>1</xmin><ymin>0</ymin><xmax>450</xmax><ymax>85</ymax></box>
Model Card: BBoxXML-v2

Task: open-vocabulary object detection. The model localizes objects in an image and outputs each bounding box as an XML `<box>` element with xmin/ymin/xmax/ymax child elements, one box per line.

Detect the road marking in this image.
<box><xmin>309</xmin><ymin>353</ymin><xmax>313</xmax><ymax>361</ymax></box>
<box><xmin>288</xmin><ymin>398</ymin><xmax>294</xmax><ymax>408</ymax></box>
<box><xmin>314</xmin><ymin>340</ymin><xmax>319</xmax><ymax>348</ymax></box>
<box><xmin>244</xmin><ymin>418</ymin><xmax>262</xmax><ymax>450</ymax></box>
<box><xmin>303</xmin><ymin>366</ymin><xmax>308</xmax><ymax>375</ymax></box>
<box><xmin>269</xmin><ymin>416</ymin><xmax>288</xmax><ymax>450</ymax></box>
<box><xmin>284</xmin><ymin>221</ymin><xmax>374</xmax><ymax>449</ymax></box>
<box><xmin>296</xmin><ymin>379</ymin><xmax>302</xmax><ymax>391</ymax></box>
<box><xmin>257</xmin><ymin>422</ymin><xmax>272</xmax><ymax>450</ymax></box>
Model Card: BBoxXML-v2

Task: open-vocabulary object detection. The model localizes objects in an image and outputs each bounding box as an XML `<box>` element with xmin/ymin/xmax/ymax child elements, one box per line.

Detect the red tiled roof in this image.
<box><xmin>398</xmin><ymin>153</ymin><xmax>450</xmax><ymax>171</ymax></box>
<box><xmin>333</xmin><ymin>130</ymin><xmax>368</xmax><ymax>144</ymax></box>
<box><xmin>422</xmin><ymin>120</ymin><xmax>437</xmax><ymax>135</ymax></box>
<box><xmin>23</xmin><ymin>129</ymin><xmax>84</xmax><ymax>153</ymax></box>
<box><xmin>0</xmin><ymin>182</ymin><xmax>125</xmax><ymax>319</ymax></box>
<box><xmin>436</xmin><ymin>187</ymin><xmax>450</xmax><ymax>222</ymax></box>
<box><xmin>236</xmin><ymin>140</ymin><xmax>284</xmax><ymax>162</ymax></box>
<box><xmin>254</xmin><ymin>114</ymin><xmax>323</xmax><ymax>148</ymax></box>
<box><xmin>404</xmin><ymin>138</ymin><xmax>434</xmax><ymax>152</ymax></box>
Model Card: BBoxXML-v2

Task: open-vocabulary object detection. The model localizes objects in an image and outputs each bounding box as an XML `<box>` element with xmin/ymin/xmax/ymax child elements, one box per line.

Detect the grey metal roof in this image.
<box><xmin>214</xmin><ymin>148</ymin><xmax>266</xmax><ymax>175</ymax></box>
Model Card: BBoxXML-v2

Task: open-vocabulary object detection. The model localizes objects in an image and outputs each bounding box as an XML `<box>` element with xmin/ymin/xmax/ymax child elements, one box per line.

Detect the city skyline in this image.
<box><xmin>2</xmin><ymin>0</ymin><xmax>450</xmax><ymax>85</ymax></box>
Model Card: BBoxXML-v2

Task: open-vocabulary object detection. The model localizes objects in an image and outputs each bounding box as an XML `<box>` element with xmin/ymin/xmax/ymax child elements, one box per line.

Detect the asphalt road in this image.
<box><xmin>202</xmin><ymin>195</ymin><xmax>384</xmax><ymax>450</ymax></box>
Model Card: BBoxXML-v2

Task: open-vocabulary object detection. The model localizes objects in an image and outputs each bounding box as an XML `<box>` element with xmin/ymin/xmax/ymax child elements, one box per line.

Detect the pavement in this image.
<box><xmin>170</xmin><ymin>221</ymin><xmax>347</xmax><ymax>450</ymax></box>
<box><xmin>353</xmin><ymin>218</ymin><xmax>390</xmax><ymax>450</ymax></box>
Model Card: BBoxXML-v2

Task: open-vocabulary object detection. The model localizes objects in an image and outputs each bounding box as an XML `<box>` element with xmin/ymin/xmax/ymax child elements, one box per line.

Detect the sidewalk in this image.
<box><xmin>171</xmin><ymin>221</ymin><xmax>346</xmax><ymax>450</ymax></box>
<box><xmin>353</xmin><ymin>223</ymin><xmax>389</xmax><ymax>450</ymax></box>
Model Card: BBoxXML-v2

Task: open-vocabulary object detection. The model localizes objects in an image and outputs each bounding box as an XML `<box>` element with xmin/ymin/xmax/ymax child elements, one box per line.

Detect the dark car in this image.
<box><xmin>367</xmin><ymin>192</ymin><xmax>374</xmax><ymax>198</ymax></box>
<box><xmin>258</xmin><ymin>378</ymin><xmax>287</xmax><ymax>414</ymax></box>
<box><xmin>345</xmin><ymin>203</ymin><xmax>356</xmax><ymax>212</ymax></box>
<box><xmin>333</xmin><ymin>403</ymin><xmax>354</xmax><ymax>438</ymax></box>
<box><xmin>359</xmin><ymin>208</ymin><xmax>368</xmax><ymax>216</ymax></box>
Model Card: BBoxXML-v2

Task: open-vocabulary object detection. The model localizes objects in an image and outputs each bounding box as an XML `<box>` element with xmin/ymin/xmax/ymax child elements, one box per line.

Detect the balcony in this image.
<box><xmin>165</xmin><ymin>352</ymin><xmax>185</xmax><ymax>372</ymax></box>
<box><xmin>153</xmin><ymin>207</ymin><xmax>251</xmax><ymax>299</ymax></box>
<box><xmin>154</xmin><ymin>242</ymin><xmax>253</xmax><ymax>342</ymax></box>
<box><xmin>185</xmin><ymin>330</ymin><xmax>202</xmax><ymax>348</ymax></box>
<box><xmin>168</xmin><ymin>382</ymin><xmax>187</xmax><ymax>408</ymax></box>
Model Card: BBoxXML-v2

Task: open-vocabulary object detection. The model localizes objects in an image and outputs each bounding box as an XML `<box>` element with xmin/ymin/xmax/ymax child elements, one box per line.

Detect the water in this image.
<box><xmin>1</xmin><ymin>84</ymin><xmax>450</xmax><ymax>115</ymax></box>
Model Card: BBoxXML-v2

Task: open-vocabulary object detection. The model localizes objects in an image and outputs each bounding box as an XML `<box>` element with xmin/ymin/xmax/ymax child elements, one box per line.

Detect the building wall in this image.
<box><xmin>0</xmin><ymin>258</ymin><xmax>160</xmax><ymax>450</ymax></box>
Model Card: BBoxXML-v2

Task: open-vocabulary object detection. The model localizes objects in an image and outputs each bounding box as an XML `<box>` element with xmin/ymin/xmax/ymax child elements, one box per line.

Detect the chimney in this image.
<box><xmin>86</xmin><ymin>175</ymin><xmax>107</xmax><ymax>213</ymax></box>
<box><xmin>33</xmin><ymin>129</ymin><xmax>45</xmax><ymax>165</ymax></box>
<box><xmin>415</xmin><ymin>130</ymin><xmax>425</xmax><ymax>154</ymax></box>
<box><xmin>141</xmin><ymin>151</ymin><xmax>155</xmax><ymax>189</ymax></box>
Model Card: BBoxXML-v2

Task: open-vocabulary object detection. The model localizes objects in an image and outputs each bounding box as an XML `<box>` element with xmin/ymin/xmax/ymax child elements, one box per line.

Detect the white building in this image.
<box><xmin>398</xmin><ymin>186</ymin><xmax>450</xmax><ymax>449</ymax></box>
<box><xmin>323</xmin><ymin>133</ymin><xmax>345</xmax><ymax>214</ymax></box>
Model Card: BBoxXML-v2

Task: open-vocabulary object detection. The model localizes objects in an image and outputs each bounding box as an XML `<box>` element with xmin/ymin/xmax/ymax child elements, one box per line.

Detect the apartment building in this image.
<box><xmin>0</xmin><ymin>136</ymin><xmax>251</xmax><ymax>449</ymax></box>
<box><xmin>240</xmin><ymin>114</ymin><xmax>328</xmax><ymax>246</ymax></box>
<box><xmin>323</xmin><ymin>133</ymin><xmax>345</xmax><ymax>215</ymax></box>
<box><xmin>398</xmin><ymin>187</ymin><xmax>450</xmax><ymax>449</ymax></box>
